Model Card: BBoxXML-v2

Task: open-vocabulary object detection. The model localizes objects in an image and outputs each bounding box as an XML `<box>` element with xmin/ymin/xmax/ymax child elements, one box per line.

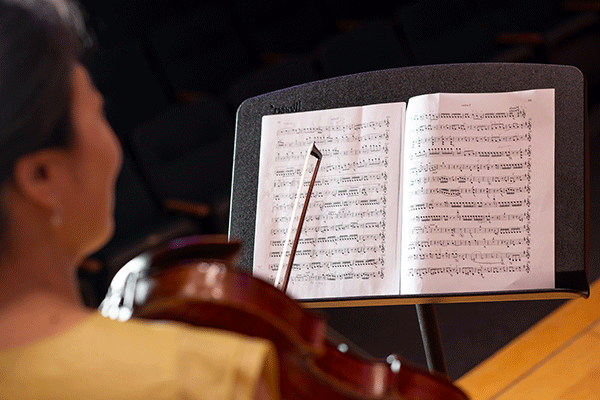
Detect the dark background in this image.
<box><xmin>75</xmin><ymin>0</ymin><xmax>600</xmax><ymax>380</ymax></box>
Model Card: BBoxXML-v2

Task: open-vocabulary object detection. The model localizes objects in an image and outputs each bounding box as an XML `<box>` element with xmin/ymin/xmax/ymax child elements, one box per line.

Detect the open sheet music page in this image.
<box><xmin>254</xmin><ymin>103</ymin><xmax>405</xmax><ymax>299</ymax></box>
<box><xmin>400</xmin><ymin>89</ymin><xmax>555</xmax><ymax>295</ymax></box>
<box><xmin>254</xmin><ymin>88</ymin><xmax>555</xmax><ymax>299</ymax></box>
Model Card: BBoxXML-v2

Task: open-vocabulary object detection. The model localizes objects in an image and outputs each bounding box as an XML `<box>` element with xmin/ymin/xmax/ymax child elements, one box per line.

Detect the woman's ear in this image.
<box><xmin>11</xmin><ymin>150</ymin><xmax>69</xmax><ymax>212</ymax></box>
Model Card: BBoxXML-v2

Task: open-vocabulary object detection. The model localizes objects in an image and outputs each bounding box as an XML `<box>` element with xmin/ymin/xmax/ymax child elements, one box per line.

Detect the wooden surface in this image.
<box><xmin>456</xmin><ymin>280</ymin><xmax>600</xmax><ymax>400</ymax></box>
<box><xmin>456</xmin><ymin>279</ymin><xmax>600</xmax><ymax>399</ymax></box>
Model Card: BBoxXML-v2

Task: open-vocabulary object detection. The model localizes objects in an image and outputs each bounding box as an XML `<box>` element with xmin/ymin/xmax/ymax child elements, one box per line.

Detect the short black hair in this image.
<box><xmin>0</xmin><ymin>0</ymin><xmax>82</xmax><ymax>186</ymax></box>
<box><xmin>0</xmin><ymin>0</ymin><xmax>83</xmax><ymax>241</ymax></box>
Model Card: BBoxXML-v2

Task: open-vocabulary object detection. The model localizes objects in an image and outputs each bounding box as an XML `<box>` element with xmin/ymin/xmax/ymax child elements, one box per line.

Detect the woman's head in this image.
<box><xmin>0</xmin><ymin>0</ymin><xmax>77</xmax><ymax>182</ymax></box>
<box><xmin>0</xmin><ymin>0</ymin><xmax>122</xmax><ymax>260</ymax></box>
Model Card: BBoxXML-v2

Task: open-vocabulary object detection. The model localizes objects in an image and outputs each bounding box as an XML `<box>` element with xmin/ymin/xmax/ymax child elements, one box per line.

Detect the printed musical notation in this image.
<box><xmin>410</xmin><ymin>225</ymin><xmax>529</xmax><ymax>236</ymax></box>
<box><xmin>254</xmin><ymin>89</ymin><xmax>555</xmax><ymax>300</ymax></box>
<box><xmin>400</xmin><ymin>89</ymin><xmax>555</xmax><ymax>295</ymax></box>
<box><xmin>409</xmin><ymin>212</ymin><xmax>530</xmax><ymax>223</ymax></box>
<box><xmin>288</xmin><ymin>269</ymin><xmax>386</xmax><ymax>284</ymax></box>
<box><xmin>410</xmin><ymin>147</ymin><xmax>531</xmax><ymax>160</ymax></box>
<box><xmin>269</xmin><ymin>232</ymin><xmax>384</xmax><ymax>247</ymax></box>
<box><xmin>408</xmin><ymin>174</ymin><xmax>530</xmax><ymax>186</ymax></box>
<box><xmin>407</xmin><ymin>249</ymin><xmax>529</xmax><ymax>263</ymax></box>
<box><xmin>411</xmin><ymin>130</ymin><xmax>531</xmax><ymax>148</ymax></box>
<box><xmin>271</xmin><ymin>221</ymin><xmax>383</xmax><ymax>236</ymax></box>
<box><xmin>407</xmin><ymin>237</ymin><xmax>530</xmax><ymax>249</ymax></box>
<box><xmin>410</xmin><ymin>105</ymin><xmax>527</xmax><ymax>121</ymax></box>
<box><xmin>408</xmin><ymin>199</ymin><xmax>531</xmax><ymax>211</ymax></box>
<box><xmin>270</xmin><ymin>208</ymin><xmax>387</xmax><ymax>224</ymax></box>
<box><xmin>409</xmin><ymin>161</ymin><xmax>531</xmax><ymax>175</ymax></box>
<box><xmin>275</xmin><ymin>130</ymin><xmax>390</xmax><ymax>148</ymax></box>
<box><xmin>266</xmin><ymin>257</ymin><xmax>384</xmax><ymax>272</ymax></box>
<box><xmin>254</xmin><ymin>102</ymin><xmax>404</xmax><ymax>299</ymax></box>
<box><xmin>274</xmin><ymin>144</ymin><xmax>389</xmax><ymax>162</ymax></box>
<box><xmin>406</xmin><ymin>264</ymin><xmax>531</xmax><ymax>279</ymax></box>
<box><xmin>407</xmin><ymin>185</ymin><xmax>531</xmax><ymax>198</ymax></box>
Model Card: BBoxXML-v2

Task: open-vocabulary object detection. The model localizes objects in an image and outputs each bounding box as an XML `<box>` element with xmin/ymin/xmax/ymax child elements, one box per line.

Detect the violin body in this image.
<box><xmin>132</xmin><ymin>236</ymin><xmax>469</xmax><ymax>400</ymax></box>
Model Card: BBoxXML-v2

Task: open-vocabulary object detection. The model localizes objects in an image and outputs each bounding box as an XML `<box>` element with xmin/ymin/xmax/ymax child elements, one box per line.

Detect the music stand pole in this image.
<box><xmin>416</xmin><ymin>303</ymin><xmax>448</xmax><ymax>378</ymax></box>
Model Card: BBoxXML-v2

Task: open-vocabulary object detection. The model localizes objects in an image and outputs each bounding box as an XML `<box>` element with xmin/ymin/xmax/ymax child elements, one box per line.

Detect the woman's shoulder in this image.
<box><xmin>0</xmin><ymin>313</ymin><xmax>279</xmax><ymax>399</ymax></box>
<box><xmin>86</xmin><ymin>313</ymin><xmax>279</xmax><ymax>367</ymax></box>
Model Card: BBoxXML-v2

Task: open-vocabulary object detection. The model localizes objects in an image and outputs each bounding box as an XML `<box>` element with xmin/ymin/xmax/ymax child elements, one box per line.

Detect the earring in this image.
<box><xmin>51</xmin><ymin>201</ymin><xmax>63</xmax><ymax>228</ymax></box>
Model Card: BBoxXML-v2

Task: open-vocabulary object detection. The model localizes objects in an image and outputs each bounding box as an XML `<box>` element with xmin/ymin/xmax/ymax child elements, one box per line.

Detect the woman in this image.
<box><xmin>0</xmin><ymin>1</ymin><xmax>278</xmax><ymax>398</ymax></box>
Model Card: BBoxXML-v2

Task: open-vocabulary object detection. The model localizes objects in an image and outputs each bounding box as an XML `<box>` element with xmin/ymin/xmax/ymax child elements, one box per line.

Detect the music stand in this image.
<box><xmin>229</xmin><ymin>63</ymin><xmax>589</xmax><ymax>375</ymax></box>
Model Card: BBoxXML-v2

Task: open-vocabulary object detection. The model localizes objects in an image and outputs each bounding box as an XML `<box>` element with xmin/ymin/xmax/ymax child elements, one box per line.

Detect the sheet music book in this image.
<box><xmin>253</xmin><ymin>89</ymin><xmax>555</xmax><ymax>300</ymax></box>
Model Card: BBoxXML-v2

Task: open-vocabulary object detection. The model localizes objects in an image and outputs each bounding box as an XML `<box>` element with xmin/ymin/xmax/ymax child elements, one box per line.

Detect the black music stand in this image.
<box><xmin>228</xmin><ymin>63</ymin><xmax>589</xmax><ymax>376</ymax></box>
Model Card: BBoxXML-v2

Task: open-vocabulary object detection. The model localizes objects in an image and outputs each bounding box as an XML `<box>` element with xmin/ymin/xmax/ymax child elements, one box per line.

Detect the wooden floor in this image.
<box><xmin>455</xmin><ymin>279</ymin><xmax>600</xmax><ymax>399</ymax></box>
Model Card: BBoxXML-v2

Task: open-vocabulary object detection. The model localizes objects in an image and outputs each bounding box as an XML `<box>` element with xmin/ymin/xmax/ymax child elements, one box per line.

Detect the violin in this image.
<box><xmin>131</xmin><ymin>235</ymin><xmax>469</xmax><ymax>400</ymax></box>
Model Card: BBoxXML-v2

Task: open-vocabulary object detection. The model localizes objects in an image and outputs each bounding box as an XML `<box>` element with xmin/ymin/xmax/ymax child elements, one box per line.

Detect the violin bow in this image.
<box><xmin>274</xmin><ymin>142</ymin><xmax>322</xmax><ymax>293</ymax></box>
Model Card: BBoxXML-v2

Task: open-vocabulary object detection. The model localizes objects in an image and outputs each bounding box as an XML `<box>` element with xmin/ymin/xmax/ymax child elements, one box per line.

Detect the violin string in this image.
<box><xmin>274</xmin><ymin>143</ymin><xmax>314</xmax><ymax>289</ymax></box>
